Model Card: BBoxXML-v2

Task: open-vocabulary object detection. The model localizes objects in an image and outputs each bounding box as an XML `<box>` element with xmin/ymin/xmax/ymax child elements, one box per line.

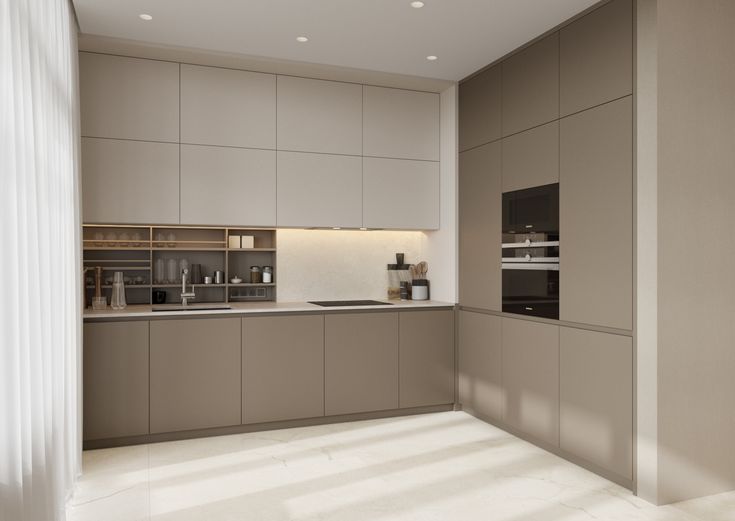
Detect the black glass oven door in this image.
<box><xmin>502</xmin><ymin>183</ymin><xmax>559</xmax><ymax>234</ymax></box>
<box><xmin>502</xmin><ymin>265</ymin><xmax>559</xmax><ymax>319</ymax></box>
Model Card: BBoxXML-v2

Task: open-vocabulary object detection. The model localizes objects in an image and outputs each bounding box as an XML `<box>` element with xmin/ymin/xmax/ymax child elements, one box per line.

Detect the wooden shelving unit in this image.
<box><xmin>83</xmin><ymin>224</ymin><xmax>277</xmax><ymax>306</ymax></box>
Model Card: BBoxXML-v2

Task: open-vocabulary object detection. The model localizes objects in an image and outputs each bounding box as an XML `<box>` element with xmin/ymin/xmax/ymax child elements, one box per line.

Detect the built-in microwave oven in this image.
<box><xmin>502</xmin><ymin>183</ymin><xmax>559</xmax><ymax>234</ymax></box>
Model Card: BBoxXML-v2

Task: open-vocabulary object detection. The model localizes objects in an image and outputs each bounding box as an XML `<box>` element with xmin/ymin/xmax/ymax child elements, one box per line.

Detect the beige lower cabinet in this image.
<box><xmin>242</xmin><ymin>315</ymin><xmax>325</xmax><ymax>424</ymax></box>
<box><xmin>83</xmin><ymin>321</ymin><xmax>150</xmax><ymax>441</ymax></box>
<box><xmin>399</xmin><ymin>310</ymin><xmax>455</xmax><ymax>408</ymax></box>
<box><xmin>325</xmin><ymin>312</ymin><xmax>399</xmax><ymax>415</ymax></box>
<box><xmin>150</xmin><ymin>318</ymin><xmax>241</xmax><ymax>433</ymax></box>
<box><xmin>560</xmin><ymin>327</ymin><xmax>633</xmax><ymax>480</ymax></box>
<box><xmin>458</xmin><ymin>311</ymin><xmax>503</xmax><ymax>422</ymax></box>
<box><xmin>502</xmin><ymin>317</ymin><xmax>559</xmax><ymax>446</ymax></box>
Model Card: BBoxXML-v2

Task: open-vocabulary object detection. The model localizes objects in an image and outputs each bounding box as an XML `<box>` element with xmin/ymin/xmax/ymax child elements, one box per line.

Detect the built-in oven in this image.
<box><xmin>502</xmin><ymin>183</ymin><xmax>560</xmax><ymax>319</ymax></box>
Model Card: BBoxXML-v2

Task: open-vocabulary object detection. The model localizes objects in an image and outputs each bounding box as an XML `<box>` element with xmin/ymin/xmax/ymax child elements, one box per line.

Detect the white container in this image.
<box><xmin>228</xmin><ymin>235</ymin><xmax>241</xmax><ymax>249</ymax></box>
<box><xmin>240</xmin><ymin>235</ymin><xmax>255</xmax><ymax>249</ymax></box>
<box><xmin>411</xmin><ymin>282</ymin><xmax>429</xmax><ymax>301</ymax></box>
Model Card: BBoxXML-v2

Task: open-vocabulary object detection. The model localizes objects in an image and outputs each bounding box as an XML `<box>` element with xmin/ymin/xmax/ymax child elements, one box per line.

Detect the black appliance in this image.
<box><xmin>502</xmin><ymin>183</ymin><xmax>559</xmax><ymax>319</ymax></box>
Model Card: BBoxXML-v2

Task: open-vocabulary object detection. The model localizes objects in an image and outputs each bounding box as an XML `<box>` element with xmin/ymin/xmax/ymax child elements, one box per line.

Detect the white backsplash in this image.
<box><xmin>276</xmin><ymin>229</ymin><xmax>423</xmax><ymax>302</ymax></box>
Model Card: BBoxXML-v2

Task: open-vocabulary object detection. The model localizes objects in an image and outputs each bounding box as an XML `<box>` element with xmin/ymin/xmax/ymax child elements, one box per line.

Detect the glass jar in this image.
<box><xmin>250</xmin><ymin>266</ymin><xmax>262</xmax><ymax>283</ymax></box>
<box><xmin>262</xmin><ymin>266</ymin><xmax>273</xmax><ymax>284</ymax></box>
<box><xmin>110</xmin><ymin>271</ymin><xmax>127</xmax><ymax>310</ymax></box>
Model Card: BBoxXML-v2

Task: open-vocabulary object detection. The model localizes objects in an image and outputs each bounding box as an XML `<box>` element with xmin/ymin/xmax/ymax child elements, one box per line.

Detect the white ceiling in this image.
<box><xmin>72</xmin><ymin>0</ymin><xmax>600</xmax><ymax>81</ymax></box>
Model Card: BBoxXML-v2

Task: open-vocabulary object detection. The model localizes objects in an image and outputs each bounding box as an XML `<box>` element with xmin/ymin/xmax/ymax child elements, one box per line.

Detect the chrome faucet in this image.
<box><xmin>181</xmin><ymin>268</ymin><xmax>196</xmax><ymax>306</ymax></box>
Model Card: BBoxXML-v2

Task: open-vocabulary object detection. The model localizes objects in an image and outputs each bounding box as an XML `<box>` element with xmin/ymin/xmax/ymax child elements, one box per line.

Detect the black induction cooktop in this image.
<box><xmin>309</xmin><ymin>300</ymin><xmax>393</xmax><ymax>307</ymax></box>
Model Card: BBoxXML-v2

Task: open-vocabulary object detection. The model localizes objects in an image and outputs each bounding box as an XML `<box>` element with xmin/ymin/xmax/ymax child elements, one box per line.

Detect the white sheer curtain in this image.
<box><xmin>0</xmin><ymin>0</ymin><xmax>82</xmax><ymax>520</ymax></box>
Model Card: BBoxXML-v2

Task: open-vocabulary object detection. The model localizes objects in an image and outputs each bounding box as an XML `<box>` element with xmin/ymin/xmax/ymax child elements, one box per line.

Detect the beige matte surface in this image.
<box><xmin>458</xmin><ymin>311</ymin><xmax>503</xmax><ymax>422</ymax></box>
<box><xmin>276</xmin><ymin>151</ymin><xmax>362</xmax><ymax>228</ymax></box>
<box><xmin>399</xmin><ymin>310</ymin><xmax>455</xmax><ymax>408</ymax></box>
<box><xmin>79</xmin><ymin>52</ymin><xmax>179</xmax><ymax>142</ymax></box>
<box><xmin>180</xmin><ymin>64</ymin><xmax>276</xmax><ymax>149</ymax></box>
<box><xmin>83</xmin><ymin>321</ymin><xmax>149</xmax><ymax>441</ymax></box>
<box><xmin>560</xmin><ymin>96</ymin><xmax>633</xmax><ymax>330</ymax></box>
<box><xmin>501</xmin><ymin>120</ymin><xmax>559</xmax><ymax>192</ymax></box>
<box><xmin>458</xmin><ymin>64</ymin><xmax>502</xmax><ymax>152</ymax></box>
<box><xmin>242</xmin><ymin>314</ymin><xmax>324</xmax><ymax>424</ymax></box>
<box><xmin>560</xmin><ymin>0</ymin><xmax>633</xmax><ymax>116</ymax></box>
<box><xmin>150</xmin><ymin>318</ymin><xmax>241</xmax><ymax>433</ymax></box>
<box><xmin>277</xmin><ymin>76</ymin><xmax>362</xmax><ymax>156</ymax></box>
<box><xmin>502</xmin><ymin>317</ymin><xmax>559</xmax><ymax>446</ymax></box>
<box><xmin>82</xmin><ymin>138</ymin><xmax>179</xmax><ymax>224</ymax></box>
<box><xmin>179</xmin><ymin>144</ymin><xmax>276</xmax><ymax>226</ymax></box>
<box><xmin>362</xmin><ymin>86</ymin><xmax>440</xmax><ymax>161</ymax></box>
<box><xmin>458</xmin><ymin>142</ymin><xmax>501</xmax><ymax>311</ymax></box>
<box><xmin>325</xmin><ymin>312</ymin><xmax>399</xmax><ymax>415</ymax></box>
<box><xmin>501</xmin><ymin>33</ymin><xmax>559</xmax><ymax>136</ymax></box>
<box><xmin>560</xmin><ymin>327</ymin><xmax>633</xmax><ymax>480</ymax></box>
<box><xmin>362</xmin><ymin>157</ymin><xmax>440</xmax><ymax>230</ymax></box>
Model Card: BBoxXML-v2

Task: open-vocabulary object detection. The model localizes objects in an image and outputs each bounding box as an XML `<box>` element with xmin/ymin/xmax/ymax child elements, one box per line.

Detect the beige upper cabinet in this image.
<box><xmin>560</xmin><ymin>0</ymin><xmax>633</xmax><ymax>116</ymax></box>
<box><xmin>277</xmin><ymin>76</ymin><xmax>362</xmax><ymax>155</ymax></box>
<box><xmin>79</xmin><ymin>53</ymin><xmax>179</xmax><ymax>142</ymax></box>
<box><xmin>502</xmin><ymin>317</ymin><xmax>559</xmax><ymax>447</ymax></box>
<box><xmin>399</xmin><ymin>310</ymin><xmax>455</xmax><ymax>408</ymax></box>
<box><xmin>459</xmin><ymin>65</ymin><xmax>502</xmax><ymax>152</ymax></box>
<box><xmin>458</xmin><ymin>311</ymin><xmax>503</xmax><ymax>422</ymax></box>
<box><xmin>150</xmin><ymin>318</ymin><xmax>241</xmax><ymax>434</ymax></box>
<box><xmin>363</xmin><ymin>86</ymin><xmax>440</xmax><ymax>161</ymax></box>
<box><xmin>502</xmin><ymin>121</ymin><xmax>559</xmax><ymax>192</ymax></box>
<box><xmin>459</xmin><ymin>142</ymin><xmax>501</xmax><ymax>311</ymax></box>
<box><xmin>502</xmin><ymin>33</ymin><xmax>559</xmax><ymax>136</ymax></box>
<box><xmin>180</xmin><ymin>65</ymin><xmax>276</xmax><ymax>149</ymax></box>
<box><xmin>560</xmin><ymin>96</ymin><xmax>632</xmax><ymax>330</ymax></box>
<box><xmin>180</xmin><ymin>145</ymin><xmax>276</xmax><ymax>227</ymax></box>
<box><xmin>82</xmin><ymin>138</ymin><xmax>179</xmax><ymax>224</ymax></box>
<box><xmin>242</xmin><ymin>315</ymin><xmax>325</xmax><ymax>424</ymax></box>
<box><xmin>277</xmin><ymin>151</ymin><xmax>362</xmax><ymax>228</ymax></box>
<box><xmin>560</xmin><ymin>327</ymin><xmax>633</xmax><ymax>480</ymax></box>
<box><xmin>362</xmin><ymin>157</ymin><xmax>439</xmax><ymax>230</ymax></box>
<box><xmin>83</xmin><ymin>321</ymin><xmax>149</xmax><ymax>441</ymax></box>
<box><xmin>325</xmin><ymin>312</ymin><xmax>399</xmax><ymax>416</ymax></box>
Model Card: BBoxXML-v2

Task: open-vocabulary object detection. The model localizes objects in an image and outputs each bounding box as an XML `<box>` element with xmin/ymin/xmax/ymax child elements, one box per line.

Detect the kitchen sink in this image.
<box><xmin>152</xmin><ymin>304</ymin><xmax>232</xmax><ymax>312</ymax></box>
<box><xmin>308</xmin><ymin>300</ymin><xmax>393</xmax><ymax>307</ymax></box>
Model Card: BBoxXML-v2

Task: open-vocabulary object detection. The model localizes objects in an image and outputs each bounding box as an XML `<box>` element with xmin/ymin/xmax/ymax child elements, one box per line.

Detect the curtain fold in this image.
<box><xmin>0</xmin><ymin>0</ymin><xmax>82</xmax><ymax>520</ymax></box>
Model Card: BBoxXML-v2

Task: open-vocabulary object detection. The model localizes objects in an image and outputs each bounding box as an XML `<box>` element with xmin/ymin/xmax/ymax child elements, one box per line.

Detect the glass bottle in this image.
<box><xmin>110</xmin><ymin>272</ymin><xmax>127</xmax><ymax>310</ymax></box>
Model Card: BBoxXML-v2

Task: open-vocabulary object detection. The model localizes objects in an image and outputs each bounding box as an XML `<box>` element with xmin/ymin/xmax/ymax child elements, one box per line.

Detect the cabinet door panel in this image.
<box><xmin>325</xmin><ymin>312</ymin><xmax>399</xmax><ymax>415</ymax></box>
<box><xmin>560</xmin><ymin>327</ymin><xmax>633</xmax><ymax>480</ymax></box>
<box><xmin>560</xmin><ymin>96</ymin><xmax>633</xmax><ymax>329</ymax></box>
<box><xmin>180</xmin><ymin>64</ymin><xmax>276</xmax><ymax>149</ymax></box>
<box><xmin>502</xmin><ymin>33</ymin><xmax>559</xmax><ymax>136</ymax></box>
<box><xmin>459</xmin><ymin>142</ymin><xmax>501</xmax><ymax>310</ymax></box>
<box><xmin>459</xmin><ymin>65</ymin><xmax>502</xmax><ymax>152</ymax></box>
<box><xmin>363</xmin><ymin>86</ymin><xmax>440</xmax><ymax>161</ymax></box>
<box><xmin>458</xmin><ymin>311</ymin><xmax>503</xmax><ymax>422</ymax></box>
<box><xmin>277</xmin><ymin>76</ymin><xmax>362</xmax><ymax>155</ymax></box>
<box><xmin>243</xmin><ymin>315</ymin><xmax>324</xmax><ymax>424</ymax></box>
<box><xmin>277</xmin><ymin>152</ymin><xmax>362</xmax><ymax>228</ymax></box>
<box><xmin>362</xmin><ymin>157</ymin><xmax>439</xmax><ymax>230</ymax></box>
<box><xmin>80</xmin><ymin>53</ymin><xmax>179</xmax><ymax>142</ymax></box>
<box><xmin>150</xmin><ymin>318</ymin><xmax>241</xmax><ymax>433</ymax></box>
<box><xmin>180</xmin><ymin>145</ymin><xmax>276</xmax><ymax>226</ymax></box>
<box><xmin>560</xmin><ymin>0</ymin><xmax>633</xmax><ymax>116</ymax></box>
<box><xmin>502</xmin><ymin>121</ymin><xmax>559</xmax><ymax>192</ymax></box>
<box><xmin>83</xmin><ymin>321</ymin><xmax>149</xmax><ymax>441</ymax></box>
<box><xmin>82</xmin><ymin>138</ymin><xmax>179</xmax><ymax>224</ymax></box>
<box><xmin>502</xmin><ymin>317</ymin><xmax>559</xmax><ymax>446</ymax></box>
<box><xmin>399</xmin><ymin>310</ymin><xmax>455</xmax><ymax>408</ymax></box>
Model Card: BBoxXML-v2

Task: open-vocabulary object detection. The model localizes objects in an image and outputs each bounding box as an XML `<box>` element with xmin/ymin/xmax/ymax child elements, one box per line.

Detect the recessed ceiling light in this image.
<box><xmin>410</xmin><ymin>1</ymin><xmax>425</xmax><ymax>8</ymax></box>
<box><xmin>296</xmin><ymin>36</ymin><xmax>309</xmax><ymax>43</ymax></box>
<box><xmin>138</xmin><ymin>13</ymin><xmax>153</xmax><ymax>21</ymax></box>
<box><xmin>426</xmin><ymin>55</ymin><xmax>438</xmax><ymax>61</ymax></box>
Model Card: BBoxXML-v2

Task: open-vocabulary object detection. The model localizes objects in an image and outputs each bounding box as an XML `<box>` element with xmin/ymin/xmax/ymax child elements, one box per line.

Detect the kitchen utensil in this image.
<box><xmin>214</xmin><ymin>270</ymin><xmax>225</xmax><ymax>284</ymax></box>
<box><xmin>417</xmin><ymin>261</ymin><xmax>428</xmax><ymax>279</ymax></box>
<box><xmin>230</xmin><ymin>276</ymin><xmax>243</xmax><ymax>284</ymax></box>
<box><xmin>110</xmin><ymin>272</ymin><xmax>127</xmax><ymax>310</ymax></box>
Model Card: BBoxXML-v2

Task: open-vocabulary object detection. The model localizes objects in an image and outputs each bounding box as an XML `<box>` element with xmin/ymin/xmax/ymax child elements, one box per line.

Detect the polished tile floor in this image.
<box><xmin>67</xmin><ymin>412</ymin><xmax>735</xmax><ymax>521</ymax></box>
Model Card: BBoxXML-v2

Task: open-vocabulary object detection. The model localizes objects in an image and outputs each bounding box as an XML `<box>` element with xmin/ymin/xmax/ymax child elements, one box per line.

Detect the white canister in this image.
<box><xmin>263</xmin><ymin>266</ymin><xmax>273</xmax><ymax>284</ymax></box>
<box><xmin>411</xmin><ymin>280</ymin><xmax>429</xmax><ymax>300</ymax></box>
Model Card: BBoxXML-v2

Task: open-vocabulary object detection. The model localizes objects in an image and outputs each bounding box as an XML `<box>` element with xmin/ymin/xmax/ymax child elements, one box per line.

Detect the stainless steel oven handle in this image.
<box><xmin>502</xmin><ymin>241</ymin><xmax>560</xmax><ymax>249</ymax></box>
<box><xmin>501</xmin><ymin>263</ymin><xmax>560</xmax><ymax>271</ymax></box>
<box><xmin>502</xmin><ymin>257</ymin><xmax>560</xmax><ymax>263</ymax></box>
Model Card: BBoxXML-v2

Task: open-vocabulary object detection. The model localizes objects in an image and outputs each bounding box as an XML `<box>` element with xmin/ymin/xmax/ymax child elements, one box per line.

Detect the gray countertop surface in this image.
<box><xmin>83</xmin><ymin>299</ymin><xmax>455</xmax><ymax>320</ymax></box>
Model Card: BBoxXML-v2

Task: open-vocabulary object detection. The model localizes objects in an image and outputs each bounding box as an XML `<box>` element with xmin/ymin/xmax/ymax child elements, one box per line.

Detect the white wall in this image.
<box><xmin>277</xmin><ymin>83</ymin><xmax>458</xmax><ymax>303</ymax></box>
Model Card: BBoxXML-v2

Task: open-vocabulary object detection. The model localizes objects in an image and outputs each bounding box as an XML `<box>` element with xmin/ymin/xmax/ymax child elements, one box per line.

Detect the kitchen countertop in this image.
<box><xmin>83</xmin><ymin>300</ymin><xmax>455</xmax><ymax>320</ymax></box>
